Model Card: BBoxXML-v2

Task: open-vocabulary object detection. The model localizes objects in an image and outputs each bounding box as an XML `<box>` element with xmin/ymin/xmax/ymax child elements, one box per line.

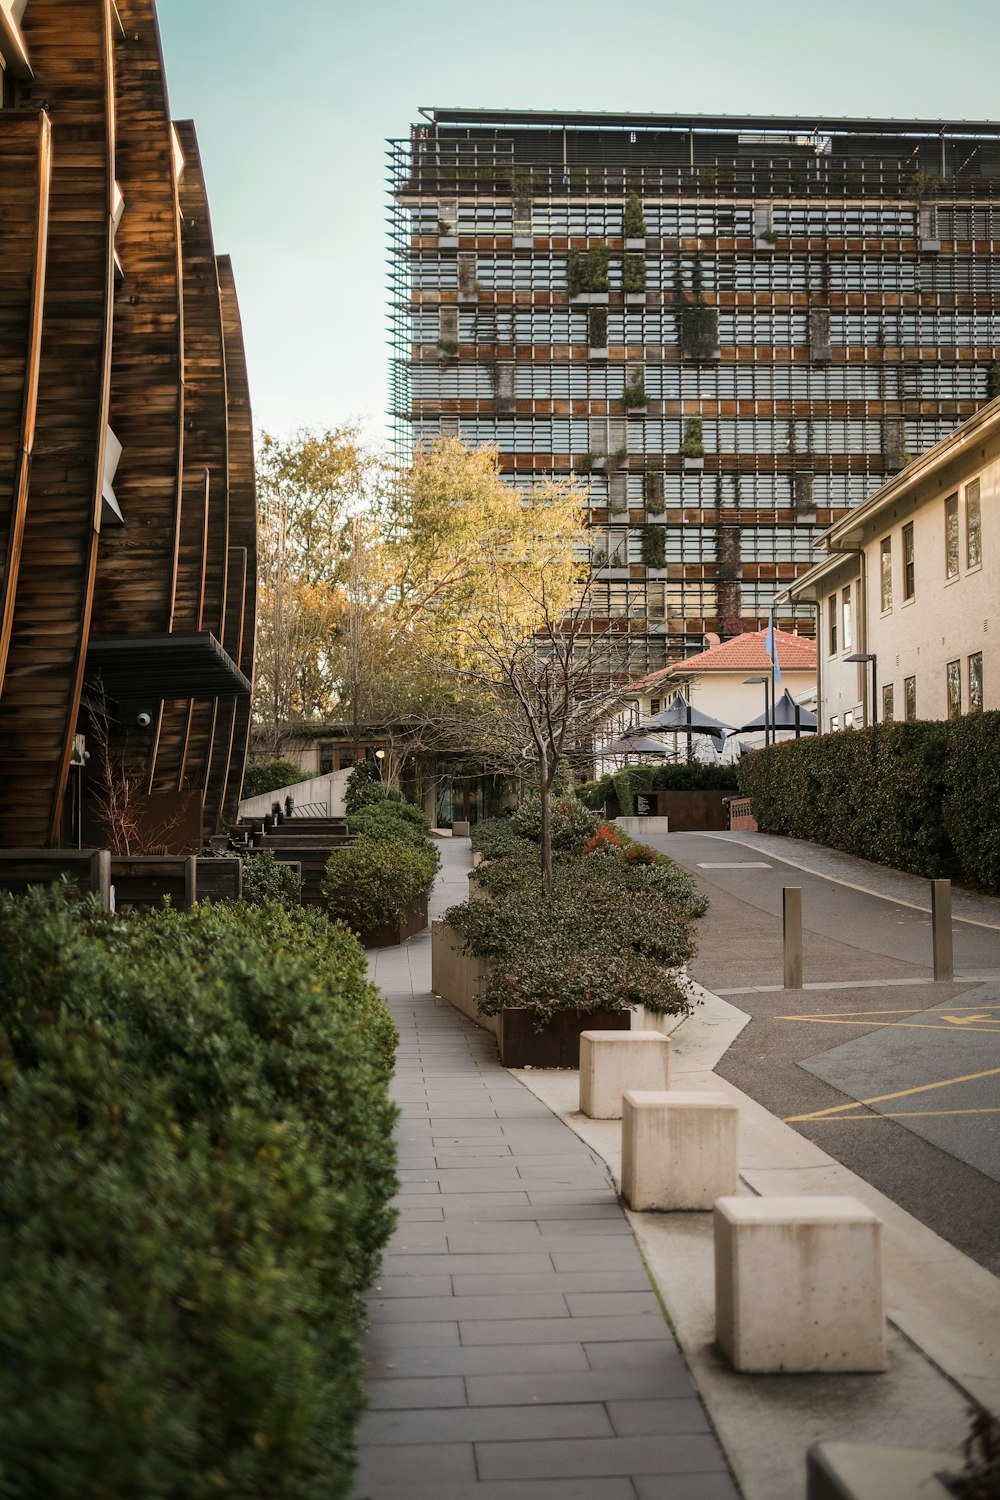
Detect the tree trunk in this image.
<box><xmin>538</xmin><ymin>758</ymin><xmax>553</xmax><ymax>896</ymax></box>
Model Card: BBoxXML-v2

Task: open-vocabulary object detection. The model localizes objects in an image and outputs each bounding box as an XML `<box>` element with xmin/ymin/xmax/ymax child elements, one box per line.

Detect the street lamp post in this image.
<box><xmin>743</xmin><ymin>676</ymin><xmax>772</xmax><ymax>745</ymax></box>
<box><xmin>845</xmin><ymin>653</ymin><xmax>878</xmax><ymax>725</ymax></box>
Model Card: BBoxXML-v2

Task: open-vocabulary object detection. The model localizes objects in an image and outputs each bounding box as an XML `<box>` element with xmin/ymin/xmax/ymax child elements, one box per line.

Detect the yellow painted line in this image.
<box><xmin>784</xmin><ymin>1065</ymin><xmax>1000</xmax><ymax>1122</ymax></box>
<box><xmin>776</xmin><ymin>1016</ymin><xmax>1000</xmax><ymax>1035</ymax></box>
<box><xmin>793</xmin><ymin>1108</ymin><xmax>1000</xmax><ymax>1121</ymax></box>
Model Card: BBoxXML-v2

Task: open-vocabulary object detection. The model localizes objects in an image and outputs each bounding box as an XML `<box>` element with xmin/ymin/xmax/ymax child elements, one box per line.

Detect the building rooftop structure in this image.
<box><xmin>388</xmin><ymin>106</ymin><xmax>1000</xmax><ymax>680</ymax></box>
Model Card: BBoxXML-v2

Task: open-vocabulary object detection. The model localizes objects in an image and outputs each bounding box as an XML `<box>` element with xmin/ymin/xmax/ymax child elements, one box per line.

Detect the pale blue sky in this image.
<box><xmin>156</xmin><ymin>0</ymin><xmax>1000</xmax><ymax>441</ymax></box>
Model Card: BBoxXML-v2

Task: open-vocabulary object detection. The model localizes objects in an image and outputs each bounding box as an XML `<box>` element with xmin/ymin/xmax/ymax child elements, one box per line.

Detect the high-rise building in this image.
<box><xmin>388</xmin><ymin>108</ymin><xmax>1000</xmax><ymax>676</ymax></box>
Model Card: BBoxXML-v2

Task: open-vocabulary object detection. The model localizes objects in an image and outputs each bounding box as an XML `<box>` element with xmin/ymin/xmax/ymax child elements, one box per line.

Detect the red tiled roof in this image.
<box><xmin>627</xmin><ymin>630</ymin><xmax>816</xmax><ymax>692</ymax></box>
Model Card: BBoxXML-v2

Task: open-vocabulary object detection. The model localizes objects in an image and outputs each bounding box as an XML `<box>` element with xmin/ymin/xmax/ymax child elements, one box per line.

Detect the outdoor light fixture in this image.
<box><xmin>845</xmin><ymin>653</ymin><xmax>878</xmax><ymax>725</ymax></box>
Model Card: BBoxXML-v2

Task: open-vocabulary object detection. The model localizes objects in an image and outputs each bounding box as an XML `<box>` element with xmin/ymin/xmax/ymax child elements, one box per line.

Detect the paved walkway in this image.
<box><xmin>356</xmin><ymin>839</ymin><xmax>738</xmax><ymax>1500</ymax></box>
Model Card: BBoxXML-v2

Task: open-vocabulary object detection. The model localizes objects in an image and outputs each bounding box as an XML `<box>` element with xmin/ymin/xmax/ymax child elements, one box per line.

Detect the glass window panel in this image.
<box><xmin>904</xmin><ymin>676</ymin><xmax>917</xmax><ymax>721</ymax></box>
<box><xmin>945</xmin><ymin>494</ymin><xmax>959</xmax><ymax>579</ymax></box>
<box><xmin>966</xmin><ymin>480</ymin><xmax>982</xmax><ymax>568</ymax></box>
<box><xmin>969</xmin><ymin>653</ymin><xmax>984</xmax><ymax>713</ymax></box>
<box><xmin>947</xmin><ymin>660</ymin><xmax>962</xmax><ymax>719</ymax></box>
<box><xmin>880</xmin><ymin>536</ymin><xmax>892</xmax><ymax>611</ymax></box>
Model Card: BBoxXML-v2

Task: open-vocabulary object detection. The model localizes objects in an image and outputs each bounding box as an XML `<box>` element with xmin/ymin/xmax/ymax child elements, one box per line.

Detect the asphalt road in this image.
<box><xmin>646</xmin><ymin>830</ymin><xmax>1000</xmax><ymax>1275</ymax></box>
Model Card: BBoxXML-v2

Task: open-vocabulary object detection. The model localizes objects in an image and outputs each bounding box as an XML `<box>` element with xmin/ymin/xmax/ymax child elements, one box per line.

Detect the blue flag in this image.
<box><xmin>766</xmin><ymin>614</ymin><xmax>782</xmax><ymax>684</ymax></box>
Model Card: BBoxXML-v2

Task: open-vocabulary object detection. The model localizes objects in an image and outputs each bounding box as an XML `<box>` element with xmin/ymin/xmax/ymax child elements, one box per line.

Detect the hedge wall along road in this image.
<box><xmin>736</xmin><ymin>712</ymin><xmax>1000</xmax><ymax>892</ymax></box>
<box><xmin>0</xmin><ymin>887</ymin><xmax>398</xmax><ymax>1500</ymax></box>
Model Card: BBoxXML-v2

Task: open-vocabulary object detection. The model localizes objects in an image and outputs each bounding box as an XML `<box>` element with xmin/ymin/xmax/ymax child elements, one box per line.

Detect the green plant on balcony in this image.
<box><xmin>608</xmin><ymin>446</ymin><xmax>629</xmax><ymax>471</ymax></box>
<box><xmin>990</xmin><ymin>361</ymin><xmax>1000</xmax><ymax>400</ymax></box>
<box><xmin>436</xmin><ymin>338</ymin><xmax>460</xmax><ymax>362</ymax></box>
<box><xmin>576</xmin><ymin>452</ymin><xmax>596</xmax><ymax>474</ymax></box>
<box><xmin>679</xmin><ymin>417</ymin><xmax>705</xmax><ymax>459</ymax></box>
<box><xmin>678</xmin><ymin>302</ymin><xmax>718</xmax><ymax>360</ymax></box>
<box><xmin>623</xmin><ymin>254</ymin><xmax>646</xmax><ymax>293</ymax></box>
<box><xmin>759</xmin><ymin>227</ymin><xmax>778</xmax><ymax>244</ymax></box>
<box><xmin>622</xmin><ymin>374</ymin><xmax>647</xmax><ymax>410</ymax></box>
<box><xmin>587</xmin><ymin>306</ymin><xmax>608</xmax><ymax>346</ymax></box>
<box><xmin>640</xmin><ymin>525</ymin><xmax>666</xmax><ymax>569</ymax></box>
<box><xmin>566</xmin><ymin>243</ymin><xmax>611</xmax><ymax>297</ymax></box>
<box><xmin>623</xmin><ymin>192</ymin><xmax>647</xmax><ymax>239</ymax></box>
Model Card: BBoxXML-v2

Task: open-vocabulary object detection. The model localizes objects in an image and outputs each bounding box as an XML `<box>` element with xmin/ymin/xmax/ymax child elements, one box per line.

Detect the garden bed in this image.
<box><xmin>430</xmin><ymin>917</ymin><xmax>630</xmax><ymax>1066</ymax></box>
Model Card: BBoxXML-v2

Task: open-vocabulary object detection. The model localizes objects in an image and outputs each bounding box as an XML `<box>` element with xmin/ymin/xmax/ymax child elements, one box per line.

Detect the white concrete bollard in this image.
<box><xmin>579</xmin><ymin>1031</ymin><xmax>670</xmax><ymax>1120</ymax></box>
<box><xmin>621</xmin><ymin>1090</ymin><xmax>739</xmax><ymax>1211</ymax></box>
<box><xmin>714</xmin><ymin>1196</ymin><xmax>886</xmax><ymax>1373</ymax></box>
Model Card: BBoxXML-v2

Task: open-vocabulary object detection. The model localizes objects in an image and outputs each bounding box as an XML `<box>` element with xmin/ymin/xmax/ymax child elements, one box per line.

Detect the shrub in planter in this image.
<box><xmin>323</xmin><ymin>834</ymin><xmax>438</xmax><ymax>935</ymax></box>
<box><xmin>446</xmin><ymin>832</ymin><xmax>706</xmax><ymax>1027</ymax></box>
<box><xmin>241</xmin><ymin>845</ymin><xmax>304</xmax><ymax>907</ymax></box>
<box><xmin>943</xmin><ymin>711</ymin><xmax>1000</xmax><ymax>893</ymax></box>
<box><xmin>347</xmin><ymin>799</ymin><xmax>436</xmax><ymax>852</ymax></box>
<box><xmin>0</xmin><ymin>886</ymin><xmax>398</xmax><ymax>1500</ymax></box>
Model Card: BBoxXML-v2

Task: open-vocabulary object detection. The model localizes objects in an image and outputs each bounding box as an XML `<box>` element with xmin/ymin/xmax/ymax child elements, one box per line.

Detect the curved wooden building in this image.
<box><xmin>0</xmin><ymin>0</ymin><xmax>255</xmax><ymax>850</ymax></box>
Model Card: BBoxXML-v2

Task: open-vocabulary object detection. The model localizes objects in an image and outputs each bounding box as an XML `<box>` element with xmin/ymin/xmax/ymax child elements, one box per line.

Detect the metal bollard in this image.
<box><xmin>932</xmin><ymin>879</ymin><xmax>954</xmax><ymax>982</ymax></box>
<box><xmin>783</xmin><ymin>887</ymin><xmax>803</xmax><ymax>989</ymax></box>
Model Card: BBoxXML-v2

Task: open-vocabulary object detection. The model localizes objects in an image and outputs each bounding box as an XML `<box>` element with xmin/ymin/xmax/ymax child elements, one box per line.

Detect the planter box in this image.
<box><xmin>571</xmin><ymin>291</ymin><xmax>609</xmax><ymax>304</ymax></box>
<box><xmin>431</xmin><ymin>919</ymin><xmax>631</xmax><ymax>1066</ymax></box>
<box><xmin>359</xmin><ymin>893</ymin><xmax>428</xmax><ymax>949</ymax></box>
<box><xmin>682</xmin><ymin>456</ymin><xmax>705</xmax><ymax>471</ymax></box>
<box><xmin>624</xmin><ymin>293</ymin><xmax>647</xmax><ymax>305</ymax></box>
<box><xmin>624</xmin><ymin>237</ymin><xmax>647</xmax><ymax>251</ymax></box>
<box><xmin>588</xmin><ymin>346</ymin><xmax>609</xmax><ymax>359</ymax></box>
<box><xmin>626</xmin><ymin>790</ymin><xmax>729</xmax><ymax>831</ymax></box>
<box><xmin>438</xmin><ymin>235</ymin><xmax>458</xmax><ymax>249</ymax></box>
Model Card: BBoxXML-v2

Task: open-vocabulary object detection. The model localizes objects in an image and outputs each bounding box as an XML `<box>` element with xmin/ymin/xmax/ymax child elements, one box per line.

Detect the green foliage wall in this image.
<box><xmin>0</xmin><ymin>889</ymin><xmax>398</xmax><ymax>1499</ymax></box>
<box><xmin>737</xmin><ymin>713</ymin><xmax>1000</xmax><ymax>891</ymax></box>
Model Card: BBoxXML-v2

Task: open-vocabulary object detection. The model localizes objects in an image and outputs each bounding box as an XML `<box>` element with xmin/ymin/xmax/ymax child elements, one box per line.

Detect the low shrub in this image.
<box><xmin>347</xmin><ymin>799</ymin><xmax>433</xmax><ymax>849</ymax></box>
<box><xmin>509</xmin><ymin>794</ymin><xmax>600</xmax><ymax>852</ymax></box>
<box><xmin>241</xmin><ymin>845</ymin><xmax>303</xmax><ymax>907</ymax></box>
<box><xmin>470</xmin><ymin>818</ymin><xmax>534</xmax><ymax>863</ymax></box>
<box><xmin>344</xmin><ymin>761</ymin><xmax>403</xmax><ymax>814</ymax></box>
<box><xmin>323</xmin><ymin>834</ymin><xmax>438</xmax><ymax>935</ymax></box>
<box><xmin>943</xmin><ymin>713</ymin><xmax>1000</xmax><ymax>893</ymax></box>
<box><xmin>0</xmin><ymin>886</ymin><xmax>398</xmax><ymax>1499</ymax></box>
<box><xmin>241</xmin><ymin>757</ymin><xmax>307</xmax><ymax>800</ymax></box>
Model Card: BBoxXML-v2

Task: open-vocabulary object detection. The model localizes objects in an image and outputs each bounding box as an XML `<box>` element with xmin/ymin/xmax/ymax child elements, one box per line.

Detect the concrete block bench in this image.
<box><xmin>579</xmin><ymin>1031</ymin><xmax>670</xmax><ymax>1120</ymax></box>
<box><xmin>621</xmin><ymin>1090</ymin><xmax>739</xmax><ymax>1210</ymax></box>
<box><xmin>714</xmin><ymin>1196</ymin><xmax>886</xmax><ymax>1373</ymax></box>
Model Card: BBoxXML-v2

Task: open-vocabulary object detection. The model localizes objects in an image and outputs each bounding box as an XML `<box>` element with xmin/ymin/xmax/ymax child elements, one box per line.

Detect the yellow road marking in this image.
<box><xmin>941</xmin><ymin>1014</ymin><xmax>994</xmax><ymax>1026</ymax></box>
<box><xmin>794</xmin><ymin>1108</ymin><xmax>1000</xmax><ymax>1121</ymax></box>
<box><xmin>784</xmin><ymin>1065</ymin><xmax>1000</xmax><ymax>1122</ymax></box>
<box><xmin>777</xmin><ymin>1016</ymin><xmax>1000</xmax><ymax>1034</ymax></box>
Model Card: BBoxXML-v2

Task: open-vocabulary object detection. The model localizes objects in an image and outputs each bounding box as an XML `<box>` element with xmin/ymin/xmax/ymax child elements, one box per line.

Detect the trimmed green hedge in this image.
<box><xmin>736</xmin><ymin>713</ymin><xmax>1000</xmax><ymax>891</ymax></box>
<box><xmin>0</xmin><ymin>887</ymin><xmax>398</xmax><ymax>1499</ymax></box>
<box><xmin>241</xmin><ymin>758</ymin><xmax>307</xmax><ymax>799</ymax></box>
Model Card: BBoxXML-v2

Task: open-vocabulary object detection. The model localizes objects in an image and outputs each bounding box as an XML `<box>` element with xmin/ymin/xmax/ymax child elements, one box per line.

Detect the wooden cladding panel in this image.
<box><xmin>91</xmin><ymin>0</ymin><xmax>183</xmax><ymax>641</ymax></box>
<box><xmin>154</xmin><ymin>122</ymin><xmax>229</xmax><ymax>804</ymax></box>
<box><xmin>0</xmin><ymin>0</ymin><xmax>114</xmax><ymax>847</ymax></box>
<box><xmin>0</xmin><ymin>113</ymin><xmax>50</xmax><ymax>695</ymax></box>
<box><xmin>217</xmin><ymin>256</ymin><xmax>256</xmax><ymax>828</ymax></box>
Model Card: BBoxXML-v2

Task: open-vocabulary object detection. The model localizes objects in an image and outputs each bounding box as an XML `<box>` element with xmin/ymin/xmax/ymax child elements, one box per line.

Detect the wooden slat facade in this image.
<box><xmin>0</xmin><ymin>0</ymin><xmax>115</xmax><ymax>847</ymax></box>
<box><xmin>212</xmin><ymin>256</ymin><xmax>256</xmax><ymax>829</ymax></box>
<box><xmin>0</xmin><ymin>0</ymin><xmax>255</xmax><ymax>850</ymax></box>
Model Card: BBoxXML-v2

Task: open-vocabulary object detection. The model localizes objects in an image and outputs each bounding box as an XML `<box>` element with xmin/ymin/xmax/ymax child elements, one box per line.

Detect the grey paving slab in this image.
<box><xmin>366</xmin><ymin>1376</ymin><xmax>467</xmax><ymax>1410</ymax></box>
<box><xmin>361</xmin><ymin>1401</ymin><xmax>615</xmax><ymax>1445</ymax></box>
<box><xmin>358</xmin><ymin>1481</ymin><xmax>638</xmax><ymax>1500</ymax></box>
<box><xmin>634</xmin><ymin>1477</ymin><xmax>742</xmax><ymax>1500</ymax></box>
<box><xmin>476</xmin><ymin>1434</ymin><xmax>731</xmax><ymax>1481</ymax></box>
<box><xmin>366</xmin><ymin>1343</ymin><xmax>592</xmax><ymax>1379</ymax></box>
<box><xmin>467</xmin><ymin>1367</ymin><xmax>702</xmax><ymax>1407</ymax></box>
<box><xmin>355</xmin><ymin>839</ymin><xmax>734</xmax><ymax>1498</ymax></box>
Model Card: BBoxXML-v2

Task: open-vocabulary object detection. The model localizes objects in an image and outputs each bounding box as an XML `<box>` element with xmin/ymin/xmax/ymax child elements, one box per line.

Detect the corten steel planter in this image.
<box><xmin>357</xmin><ymin>893</ymin><xmax>429</xmax><ymax>949</ymax></box>
<box><xmin>498</xmin><ymin>1006</ymin><xmax>631</xmax><ymax>1068</ymax></box>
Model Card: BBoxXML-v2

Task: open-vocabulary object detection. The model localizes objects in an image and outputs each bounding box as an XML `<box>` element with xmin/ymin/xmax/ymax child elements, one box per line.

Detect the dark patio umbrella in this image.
<box><xmin>739</xmin><ymin>688</ymin><xmax>817</xmax><ymax>736</ymax></box>
<box><xmin>641</xmin><ymin>692</ymin><xmax>736</xmax><ymax>742</ymax></box>
<box><xmin>600</xmin><ymin>732</ymin><xmax>678</xmax><ymax>757</ymax></box>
